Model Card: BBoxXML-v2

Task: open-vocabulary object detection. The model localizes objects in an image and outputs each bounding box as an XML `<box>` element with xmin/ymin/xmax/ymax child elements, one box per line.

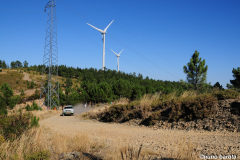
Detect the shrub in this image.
<box><xmin>25</xmin><ymin>104</ymin><xmax>31</xmax><ymax>111</ymax></box>
<box><xmin>214</xmin><ymin>89</ymin><xmax>240</xmax><ymax>100</ymax></box>
<box><xmin>146</xmin><ymin>94</ymin><xmax>217</xmax><ymax>123</ymax></box>
<box><xmin>32</xmin><ymin>102</ymin><xmax>39</xmax><ymax>110</ymax></box>
<box><xmin>25</xmin><ymin>150</ymin><xmax>51</xmax><ymax>160</ymax></box>
<box><xmin>0</xmin><ymin>70</ymin><xmax>2</xmax><ymax>72</ymax></box>
<box><xmin>8</xmin><ymin>96</ymin><xmax>20</xmax><ymax>109</ymax></box>
<box><xmin>11</xmin><ymin>74</ymin><xmax>13</xmax><ymax>76</ymax></box>
<box><xmin>0</xmin><ymin>107</ymin><xmax>8</xmax><ymax>116</ymax></box>
<box><xmin>16</xmin><ymin>80</ymin><xmax>19</xmax><ymax>84</ymax></box>
<box><xmin>25</xmin><ymin>102</ymin><xmax>40</xmax><ymax>111</ymax></box>
<box><xmin>20</xmin><ymin>89</ymin><xmax>25</xmax><ymax>96</ymax></box>
<box><xmin>0</xmin><ymin>112</ymin><xmax>33</xmax><ymax>141</ymax></box>
<box><xmin>0</xmin><ymin>135</ymin><xmax>4</xmax><ymax>144</ymax></box>
<box><xmin>30</xmin><ymin>116</ymin><xmax>40</xmax><ymax>127</ymax></box>
<box><xmin>30</xmin><ymin>80</ymin><xmax>35</xmax><ymax>89</ymax></box>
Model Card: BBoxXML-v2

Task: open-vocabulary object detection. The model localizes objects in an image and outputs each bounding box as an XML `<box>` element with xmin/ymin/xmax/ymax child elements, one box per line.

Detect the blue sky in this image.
<box><xmin>0</xmin><ymin>0</ymin><xmax>239</xmax><ymax>88</ymax></box>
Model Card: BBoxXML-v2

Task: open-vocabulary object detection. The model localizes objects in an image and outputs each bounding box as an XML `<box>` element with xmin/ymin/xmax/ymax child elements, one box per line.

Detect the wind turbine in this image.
<box><xmin>111</xmin><ymin>49</ymin><xmax>124</xmax><ymax>72</ymax></box>
<box><xmin>87</xmin><ymin>20</ymin><xmax>114</xmax><ymax>70</ymax></box>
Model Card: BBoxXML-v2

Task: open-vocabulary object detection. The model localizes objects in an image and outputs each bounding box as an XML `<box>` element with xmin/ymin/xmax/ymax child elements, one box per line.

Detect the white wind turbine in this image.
<box><xmin>87</xmin><ymin>20</ymin><xmax>114</xmax><ymax>70</ymax></box>
<box><xmin>111</xmin><ymin>49</ymin><xmax>124</xmax><ymax>72</ymax></box>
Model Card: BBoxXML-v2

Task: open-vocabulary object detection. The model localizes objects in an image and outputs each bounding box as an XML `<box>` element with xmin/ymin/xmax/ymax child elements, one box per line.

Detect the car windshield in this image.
<box><xmin>64</xmin><ymin>106</ymin><xmax>73</xmax><ymax>109</ymax></box>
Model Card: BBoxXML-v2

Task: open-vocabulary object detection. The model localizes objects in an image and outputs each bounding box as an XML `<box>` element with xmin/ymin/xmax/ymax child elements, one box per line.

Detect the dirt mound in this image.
<box><xmin>93</xmin><ymin>98</ymin><xmax>240</xmax><ymax>133</ymax></box>
<box><xmin>125</xmin><ymin>99</ymin><xmax>240</xmax><ymax>132</ymax></box>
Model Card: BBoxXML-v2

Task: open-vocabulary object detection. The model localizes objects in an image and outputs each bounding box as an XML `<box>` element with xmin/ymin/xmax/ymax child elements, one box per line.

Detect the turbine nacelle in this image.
<box><xmin>87</xmin><ymin>20</ymin><xmax>114</xmax><ymax>35</ymax></box>
<box><xmin>111</xmin><ymin>49</ymin><xmax>124</xmax><ymax>57</ymax></box>
<box><xmin>111</xmin><ymin>49</ymin><xmax>123</xmax><ymax>72</ymax></box>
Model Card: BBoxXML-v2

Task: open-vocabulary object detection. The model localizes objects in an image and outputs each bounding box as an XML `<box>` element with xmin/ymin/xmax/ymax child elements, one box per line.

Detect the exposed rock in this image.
<box><xmin>126</xmin><ymin>99</ymin><xmax>240</xmax><ymax>132</ymax></box>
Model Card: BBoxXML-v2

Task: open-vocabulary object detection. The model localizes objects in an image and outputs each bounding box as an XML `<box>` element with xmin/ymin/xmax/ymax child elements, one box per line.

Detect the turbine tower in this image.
<box><xmin>87</xmin><ymin>20</ymin><xmax>114</xmax><ymax>70</ymax></box>
<box><xmin>111</xmin><ymin>49</ymin><xmax>124</xmax><ymax>72</ymax></box>
<box><xmin>40</xmin><ymin>0</ymin><xmax>59</xmax><ymax>110</ymax></box>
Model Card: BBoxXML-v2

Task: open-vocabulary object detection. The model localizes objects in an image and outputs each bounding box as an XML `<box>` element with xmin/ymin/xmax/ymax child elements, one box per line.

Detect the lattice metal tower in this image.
<box><xmin>40</xmin><ymin>0</ymin><xmax>59</xmax><ymax>110</ymax></box>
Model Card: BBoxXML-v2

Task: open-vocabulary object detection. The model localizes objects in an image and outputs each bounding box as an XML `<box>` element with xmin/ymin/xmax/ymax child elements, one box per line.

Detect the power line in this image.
<box><xmin>58</xmin><ymin>20</ymin><xmax>102</xmax><ymax>48</ymax></box>
<box><xmin>0</xmin><ymin>9</ymin><xmax>45</xmax><ymax>13</ymax></box>
<box><xmin>83</xmin><ymin>0</ymin><xmax>181</xmax><ymax>80</ymax></box>
<box><xmin>58</xmin><ymin>0</ymin><xmax>181</xmax><ymax>80</ymax></box>
<box><xmin>58</xmin><ymin>20</ymin><xmax>160</xmax><ymax>80</ymax></box>
<box><xmin>84</xmin><ymin>0</ymin><xmax>180</xmax><ymax>70</ymax></box>
<box><xmin>107</xmin><ymin>34</ymin><xmax>180</xmax><ymax>80</ymax></box>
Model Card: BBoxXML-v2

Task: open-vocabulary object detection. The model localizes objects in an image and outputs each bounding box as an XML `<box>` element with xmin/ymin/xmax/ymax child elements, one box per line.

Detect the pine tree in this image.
<box><xmin>0</xmin><ymin>83</ymin><xmax>19</xmax><ymax>109</ymax></box>
<box><xmin>229</xmin><ymin>67</ymin><xmax>240</xmax><ymax>89</ymax></box>
<box><xmin>2</xmin><ymin>60</ymin><xmax>7</xmax><ymax>69</ymax></box>
<box><xmin>11</xmin><ymin>61</ymin><xmax>16</xmax><ymax>69</ymax></box>
<box><xmin>23</xmin><ymin>60</ymin><xmax>28</xmax><ymax>68</ymax></box>
<box><xmin>15</xmin><ymin>60</ymin><xmax>23</xmax><ymax>68</ymax></box>
<box><xmin>213</xmin><ymin>82</ymin><xmax>224</xmax><ymax>90</ymax></box>
<box><xmin>183</xmin><ymin>50</ymin><xmax>208</xmax><ymax>90</ymax></box>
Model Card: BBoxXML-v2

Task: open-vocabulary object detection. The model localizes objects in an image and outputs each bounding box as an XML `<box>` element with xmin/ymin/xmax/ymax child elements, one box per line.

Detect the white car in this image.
<box><xmin>63</xmin><ymin>105</ymin><xmax>74</xmax><ymax>116</ymax></box>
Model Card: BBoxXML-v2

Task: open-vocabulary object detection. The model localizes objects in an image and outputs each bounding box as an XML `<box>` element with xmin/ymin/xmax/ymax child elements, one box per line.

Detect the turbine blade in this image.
<box><xmin>104</xmin><ymin>20</ymin><xmax>114</xmax><ymax>31</ymax></box>
<box><xmin>111</xmin><ymin>49</ymin><xmax>118</xmax><ymax>56</ymax></box>
<box><xmin>87</xmin><ymin>23</ymin><xmax>103</xmax><ymax>32</ymax></box>
<box><xmin>119</xmin><ymin>49</ymin><xmax>124</xmax><ymax>55</ymax></box>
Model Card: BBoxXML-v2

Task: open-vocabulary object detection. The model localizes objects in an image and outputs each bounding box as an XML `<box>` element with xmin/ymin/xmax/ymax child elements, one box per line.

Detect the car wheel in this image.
<box><xmin>72</xmin><ymin>113</ymin><xmax>74</xmax><ymax>116</ymax></box>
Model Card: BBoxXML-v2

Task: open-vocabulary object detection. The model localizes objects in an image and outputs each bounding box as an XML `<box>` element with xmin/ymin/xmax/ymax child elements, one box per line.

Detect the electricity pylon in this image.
<box><xmin>40</xmin><ymin>0</ymin><xmax>59</xmax><ymax>110</ymax></box>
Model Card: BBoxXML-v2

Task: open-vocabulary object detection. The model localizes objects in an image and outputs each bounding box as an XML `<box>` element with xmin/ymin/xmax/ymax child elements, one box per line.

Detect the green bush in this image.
<box><xmin>30</xmin><ymin>116</ymin><xmax>40</xmax><ymax>127</ymax></box>
<box><xmin>25</xmin><ymin>104</ymin><xmax>31</xmax><ymax>111</ymax></box>
<box><xmin>0</xmin><ymin>70</ymin><xmax>2</xmax><ymax>72</ymax></box>
<box><xmin>8</xmin><ymin>96</ymin><xmax>20</xmax><ymax>109</ymax></box>
<box><xmin>20</xmin><ymin>89</ymin><xmax>25</xmax><ymax>96</ymax></box>
<box><xmin>16</xmin><ymin>80</ymin><xmax>19</xmax><ymax>84</ymax></box>
<box><xmin>25</xmin><ymin>150</ymin><xmax>51</xmax><ymax>160</ymax></box>
<box><xmin>0</xmin><ymin>107</ymin><xmax>7</xmax><ymax>116</ymax></box>
<box><xmin>25</xmin><ymin>102</ymin><xmax>41</xmax><ymax>111</ymax></box>
<box><xmin>0</xmin><ymin>112</ymin><xmax>33</xmax><ymax>141</ymax></box>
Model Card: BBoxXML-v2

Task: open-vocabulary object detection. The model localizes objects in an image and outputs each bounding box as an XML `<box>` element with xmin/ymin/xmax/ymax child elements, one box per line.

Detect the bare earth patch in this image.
<box><xmin>14</xmin><ymin>72</ymin><xmax>39</xmax><ymax>96</ymax></box>
<box><xmin>22</xmin><ymin>72</ymin><xmax>32</xmax><ymax>81</ymax></box>
<box><xmin>39</xmin><ymin>109</ymin><xmax>240</xmax><ymax>159</ymax></box>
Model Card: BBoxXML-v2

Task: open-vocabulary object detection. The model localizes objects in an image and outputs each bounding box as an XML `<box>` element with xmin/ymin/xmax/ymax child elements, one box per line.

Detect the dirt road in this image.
<box><xmin>22</xmin><ymin>72</ymin><xmax>31</xmax><ymax>81</ymax></box>
<box><xmin>14</xmin><ymin>72</ymin><xmax>39</xmax><ymax>96</ymax></box>
<box><xmin>39</xmin><ymin>105</ymin><xmax>240</xmax><ymax>159</ymax></box>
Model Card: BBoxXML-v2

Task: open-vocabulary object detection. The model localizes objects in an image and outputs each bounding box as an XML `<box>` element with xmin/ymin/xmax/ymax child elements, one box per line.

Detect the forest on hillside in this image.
<box><xmin>27</xmin><ymin>64</ymin><xmax>213</xmax><ymax>106</ymax></box>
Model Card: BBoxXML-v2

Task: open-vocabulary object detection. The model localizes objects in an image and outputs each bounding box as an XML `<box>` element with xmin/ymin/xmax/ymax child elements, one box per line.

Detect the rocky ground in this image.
<box><xmin>125</xmin><ymin>99</ymin><xmax>240</xmax><ymax>133</ymax></box>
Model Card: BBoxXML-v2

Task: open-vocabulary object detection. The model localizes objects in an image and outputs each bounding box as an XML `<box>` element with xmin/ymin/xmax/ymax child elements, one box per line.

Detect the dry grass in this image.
<box><xmin>103</xmin><ymin>137</ymin><xmax>197</xmax><ymax>160</ymax></box>
<box><xmin>139</xmin><ymin>92</ymin><xmax>162</xmax><ymax>110</ymax></box>
<box><xmin>0</xmin><ymin>69</ymin><xmax>24</xmax><ymax>93</ymax></box>
<box><xmin>8</xmin><ymin>106</ymin><xmax>62</xmax><ymax>121</ymax></box>
<box><xmin>0</xmin><ymin>126</ymin><xmax>102</xmax><ymax>160</ymax></box>
<box><xmin>179</xmin><ymin>90</ymin><xmax>197</xmax><ymax>99</ymax></box>
<box><xmin>116</xmin><ymin>97</ymin><xmax>130</xmax><ymax>105</ymax></box>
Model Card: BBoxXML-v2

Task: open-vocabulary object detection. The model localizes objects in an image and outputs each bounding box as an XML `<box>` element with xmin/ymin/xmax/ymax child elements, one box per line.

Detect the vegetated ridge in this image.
<box><xmin>87</xmin><ymin>90</ymin><xmax>240</xmax><ymax>132</ymax></box>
